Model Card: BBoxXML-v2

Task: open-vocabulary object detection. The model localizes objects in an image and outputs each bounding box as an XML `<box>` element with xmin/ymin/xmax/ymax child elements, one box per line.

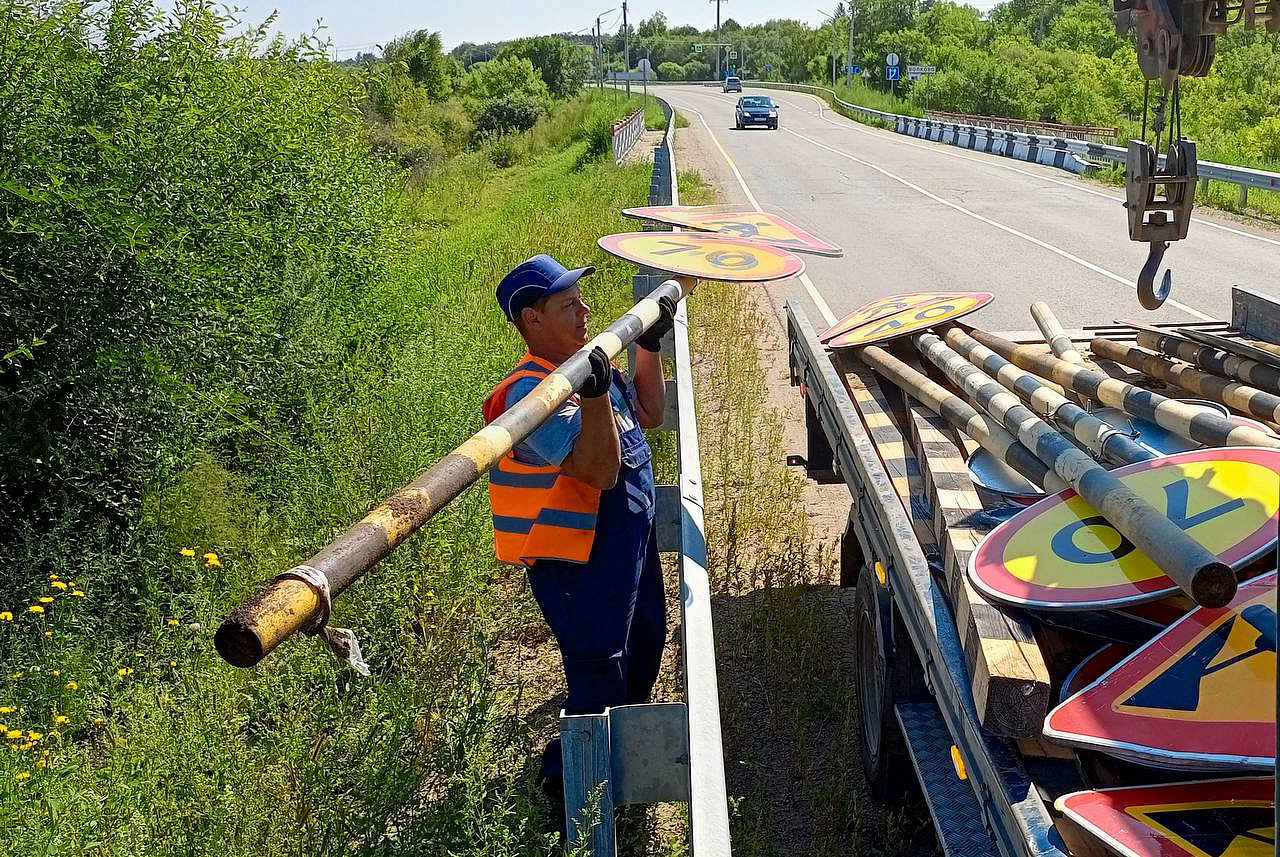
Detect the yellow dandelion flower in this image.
<box><xmin>42</xmin><ymin>631</ymin><xmax>52</xmax><ymax>638</ymax></box>
<box><xmin>9</xmin><ymin>672</ymin><xmax>22</xmax><ymax>679</ymax></box>
<box><xmin>203</xmin><ymin>552</ymin><xmax>221</xmax><ymax>567</ymax></box>
<box><xmin>27</xmin><ymin>606</ymin><xmax>43</xmax><ymax>615</ymax></box>
<box><xmin>15</xmin><ymin>771</ymin><xmax>29</xmax><ymax>780</ymax></box>
<box><xmin>167</xmin><ymin>618</ymin><xmax>179</xmax><ymax>626</ymax></box>
<box><xmin>49</xmin><ymin>573</ymin><xmax>58</xmax><ymax>580</ymax></box>
<box><xmin>179</xmin><ymin>548</ymin><xmax>195</xmax><ymax>557</ymax></box>
<box><xmin>169</xmin><ymin>660</ymin><xmax>177</xmax><ymax>668</ymax></box>
<box><xmin>47</xmin><ymin>730</ymin><xmax>59</xmax><ymax>739</ymax></box>
<box><xmin>0</xmin><ymin>612</ymin><xmax>11</xmax><ymax>621</ymax></box>
<box><xmin>50</xmin><ymin>670</ymin><xmax>59</xmax><ymax>677</ymax></box>
<box><xmin>27</xmin><ymin>730</ymin><xmax>41</xmax><ymax>740</ymax></box>
<box><xmin>71</xmin><ymin>590</ymin><xmax>85</xmax><ymax>598</ymax></box>
<box><xmin>92</xmin><ymin>716</ymin><xmax>104</xmax><ymax>724</ymax></box>
<box><xmin>50</xmin><ymin>581</ymin><xmax>67</xmax><ymax>590</ymax></box>
<box><xmin>38</xmin><ymin>597</ymin><xmax>53</xmax><ymax>604</ymax></box>
<box><xmin>0</xmin><ymin>707</ymin><xmax>11</xmax><ymax>714</ymax></box>
<box><xmin>53</xmin><ymin>715</ymin><xmax>68</xmax><ymax>724</ymax></box>
<box><xmin>66</xmin><ymin>681</ymin><xmax>78</xmax><ymax>690</ymax></box>
<box><xmin>6</xmin><ymin>729</ymin><xmax>21</xmax><ymax>739</ymax></box>
<box><xmin>67</xmin><ymin>581</ymin><xmax>76</xmax><ymax>587</ymax></box>
<box><xmin>116</xmin><ymin>668</ymin><xmax>133</xmax><ymax>677</ymax></box>
<box><xmin>36</xmin><ymin>757</ymin><xmax>47</xmax><ymax>768</ymax></box>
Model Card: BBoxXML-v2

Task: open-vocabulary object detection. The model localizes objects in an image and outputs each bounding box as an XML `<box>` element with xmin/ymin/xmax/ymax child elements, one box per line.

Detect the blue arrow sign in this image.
<box><xmin>851</xmin><ymin>64</ymin><xmax>862</xmax><ymax>74</ymax></box>
<box><xmin>886</xmin><ymin>65</ymin><xmax>901</xmax><ymax>81</ymax></box>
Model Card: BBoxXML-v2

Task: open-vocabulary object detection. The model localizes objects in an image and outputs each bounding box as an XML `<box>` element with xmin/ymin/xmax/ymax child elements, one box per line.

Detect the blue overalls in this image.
<box><xmin>527</xmin><ymin>370</ymin><xmax>667</xmax><ymax>786</ymax></box>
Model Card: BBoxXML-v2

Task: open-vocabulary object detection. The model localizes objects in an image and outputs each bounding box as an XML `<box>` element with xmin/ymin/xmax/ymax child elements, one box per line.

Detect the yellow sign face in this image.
<box><xmin>826</xmin><ymin>293</ymin><xmax>992</xmax><ymax>349</ymax></box>
<box><xmin>597</xmin><ymin>232</ymin><xmax>805</xmax><ymax>282</ymax></box>
<box><xmin>971</xmin><ymin>448</ymin><xmax>1280</xmax><ymax>609</ymax></box>
<box><xmin>820</xmin><ymin>292</ymin><xmax>976</xmax><ymax>343</ymax></box>
<box><xmin>622</xmin><ymin>206</ymin><xmax>843</xmax><ymax>256</ymax></box>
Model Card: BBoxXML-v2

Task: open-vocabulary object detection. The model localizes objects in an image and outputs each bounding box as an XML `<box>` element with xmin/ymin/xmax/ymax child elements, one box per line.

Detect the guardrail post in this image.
<box><xmin>562</xmin><ymin>713</ymin><xmax>616</xmax><ymax>855</ymax></box>
<box><xmin>1199</xmin><ymin>176</ymin><xmax>1210</xmax><ymax>198</ymax></box>
<box><xmin>1240</xmin><ymin>184</ymin><xmax>1249</xmax><ymax>208</ymax></box>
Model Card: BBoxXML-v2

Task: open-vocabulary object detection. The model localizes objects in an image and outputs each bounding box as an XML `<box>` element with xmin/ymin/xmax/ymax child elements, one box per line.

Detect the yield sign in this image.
<box><xmin>1057</xmin><ymin>777</ymin><xmax>1275</xmax><ymax>857</ymax></box>
<box><xmin>969</xmin><ymin>447</ymin><xmax>1280</xmax><ymax>609</ymax></box>
<box><xmin>597</xmin><ymin>232</ymin><xmax>805</xmax><ymax>282</ymax></box>
<box><xmin>621</xmin><ymin>206</ymin><xmax>843</xmax><ymax>256</ymax></box>
<box><xmin>1044</xmin><ymin>572</ymin><xmax>1276</xmax><ymax>770</ymax></box>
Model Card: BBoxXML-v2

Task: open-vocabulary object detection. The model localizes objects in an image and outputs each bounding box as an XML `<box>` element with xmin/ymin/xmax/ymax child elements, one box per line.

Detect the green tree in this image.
<box><xmin>499</xmin><ymin>36</ymin><xmax>588</xmax><ymax>98</ymax></box>
<box><xmin>657</xmin><ymin>60</ymin><xmax>685</xmax><ymax>80</ymax></box>
<box><xmin>1043</xmin><ymin>0</ymin><xmax>1125</xmax><ymax>57</ymax></box>
<box><xmin>383</xmin><ymin>30</ymin><xmax>453</xmax><ymax>101</ymax></box>
<box><xmin>463</xmin><ymin>55</ymin><xmax>550</xmax><ymax>106</ymax></box>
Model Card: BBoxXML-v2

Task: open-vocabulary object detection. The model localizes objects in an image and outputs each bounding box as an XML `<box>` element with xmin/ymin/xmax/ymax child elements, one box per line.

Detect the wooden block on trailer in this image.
<box><xmin>905</xmin><ymin>398</ymin><xmax>1051</xmax><ymax>739</ymax></box>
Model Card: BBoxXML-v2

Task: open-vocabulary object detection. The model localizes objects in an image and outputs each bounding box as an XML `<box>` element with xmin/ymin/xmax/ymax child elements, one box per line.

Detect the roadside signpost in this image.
<box><xmin>969</xmin><ymin>448</ymin><xmax>1280</xmax><ymax>609</ymax></box>
<box><xmin>622</xmin><ymin>206</ymin><xmax>843</xmax><ymax>256</ymax></box>
<box><xmin>1045</xmin><ymin>572</ymin><xmax>1277</xmax><ymax>769</ymax></box>
<box><xmin>907</xmin><ymin>64</ymin><xmax>937</xmax><ymax>81</ymax></box>
<box><xmin>886</xmin><ymin>66</ymin><xmax>901</xmax><ymax>81</ymax></box>
<box><xmin>597</xmin><ymin>232</ymin><xmax>805</xmax><ymax>281</ymax></box>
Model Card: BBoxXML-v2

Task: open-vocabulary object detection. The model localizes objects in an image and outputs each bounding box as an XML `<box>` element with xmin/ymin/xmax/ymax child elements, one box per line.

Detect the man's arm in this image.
<box><xmin>559</xmin><ymin>394</ymin><xmax>620</xmax><ymax>489</ymax></box>
<box><xmin>631</xmin><ymin>347</ymin><xmax>666</xmax><ymax>429</ymax></box>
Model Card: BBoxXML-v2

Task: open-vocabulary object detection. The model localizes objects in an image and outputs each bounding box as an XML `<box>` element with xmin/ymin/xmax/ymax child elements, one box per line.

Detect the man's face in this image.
<box><xmin>524</xmin><ymin>284</ymin><xmax>591</xmax><ymax>351</ymax></box>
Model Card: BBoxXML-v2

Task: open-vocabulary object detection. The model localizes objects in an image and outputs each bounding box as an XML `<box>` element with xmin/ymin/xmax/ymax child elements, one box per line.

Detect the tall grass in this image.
<box><xmin>0</xmin><ymin>2</ymin><xmax>669</xmax><ymax>851</ymax></box>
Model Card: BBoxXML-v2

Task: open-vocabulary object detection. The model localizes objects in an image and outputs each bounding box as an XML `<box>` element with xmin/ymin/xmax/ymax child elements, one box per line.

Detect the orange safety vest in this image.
<box><xmin>482</xmin><ymin>353</ymin><xmax>603</xmax><ymax>566</ymax></box>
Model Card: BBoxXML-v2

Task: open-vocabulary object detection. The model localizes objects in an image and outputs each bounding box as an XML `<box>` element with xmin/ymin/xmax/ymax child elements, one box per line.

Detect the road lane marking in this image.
<box><xmin>780</xmin><ymin>125</ymin><xmax>1215</xmax><ymax>321</ymax></box>
<box><xmin>681</xmin><ymin>103</ymin><xmax>838</xmax><ymax>325</ymax></box>
<box><xmin>780</xmin><ymin>91</ymin><xmax>1280</xmax><ymax>249</ymax></box>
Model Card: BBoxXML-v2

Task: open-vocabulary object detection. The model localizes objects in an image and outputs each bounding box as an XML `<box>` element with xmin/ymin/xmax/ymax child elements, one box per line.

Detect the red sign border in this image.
<box><xmin>621</xmin><ymin>206</ymin><xmax>844</xmax><ymax>257</ymax></box>
<box><xmin>1056</xmin><ymin>776</ymin><xmax>1275</xmax><ymax>857</ymax></box>
<box><xmin>969</xmin><ymin>447</ymin><xmax>1280</xmax><ymax>609</ymax></box>
<box><xmin>825</xmin><ymin>292</ymin><xmax>993</xmax><ymax>349</ymax></box>
<box><xmin>596</xmin><ymin>231</ymin><xmax>806</xmax><ymax>282</ymax></box>
<box><xmin>1044</xmin><ymin>572</ymin><xmax>1277</xmax><ymax>770</ymax></box>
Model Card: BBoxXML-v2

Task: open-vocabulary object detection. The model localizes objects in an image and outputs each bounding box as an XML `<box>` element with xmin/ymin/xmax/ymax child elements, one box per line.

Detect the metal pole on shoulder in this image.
<box><xmin>966</xmin><ymin>328</ymin><xmax>1280</xmax><ymax>450</ymax></box>
<box><xmin>916</xmin><ymin>331</ymin><xmax>1236</xmax><ymax>609</ymax></box>
<box><xmin>215</xmin><ymin>277</ymin><xmax>696</xmax><ymax>668</ymax></box>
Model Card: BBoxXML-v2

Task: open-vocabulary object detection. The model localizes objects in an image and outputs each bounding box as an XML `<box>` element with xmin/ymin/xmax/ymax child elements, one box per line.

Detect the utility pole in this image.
<box><xmin>846</xmin><ymin>2</ymin><xmax>855</xmax><ymax>86</ymax></box>
<box><xmin>623</xmin><ymin>0</ymin><xmax>630</xmax><ymax>97</ymax></box>
<box><xmin>594</xmin><ymin>22</ymin><xmax>601</xmax><ymax>90</ymax></box>
<box><xmin>712</xmin><ymin>0</ymin><xmax>724</xmax><ymax>81</ymax></box>
<box><xmin>831</xmin><ymin>17</ymin><xmax>837</xmax><ymax>88</ymax></box>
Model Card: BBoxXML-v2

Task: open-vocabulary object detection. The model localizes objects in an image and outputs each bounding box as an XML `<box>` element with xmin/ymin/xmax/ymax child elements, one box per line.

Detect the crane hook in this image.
<box><xmin>1137</xmin><ymin>240</ymin><xmax>1172</xmax><ymax>310</ymax></box>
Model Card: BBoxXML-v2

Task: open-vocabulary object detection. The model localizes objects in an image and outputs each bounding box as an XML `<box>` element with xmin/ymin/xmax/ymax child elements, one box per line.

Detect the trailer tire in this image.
<box><xmin>853</xmin><ymin>567</ymin><xmax>913</xmax><ymax>803</ymax></box>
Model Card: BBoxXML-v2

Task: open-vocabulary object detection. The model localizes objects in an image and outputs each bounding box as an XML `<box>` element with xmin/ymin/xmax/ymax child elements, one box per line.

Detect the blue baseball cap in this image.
<box><xmin>497</xmin><ymin>254</ymin><xmax>595</xmax><ymax>323</ymax></box>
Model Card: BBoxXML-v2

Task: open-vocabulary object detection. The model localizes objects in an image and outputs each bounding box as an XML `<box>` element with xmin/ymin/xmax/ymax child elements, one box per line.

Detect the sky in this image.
<box><xmin>225</xmin><ymin>1</ymin><xmax>1002</xmax><ymax>57</ymax></box>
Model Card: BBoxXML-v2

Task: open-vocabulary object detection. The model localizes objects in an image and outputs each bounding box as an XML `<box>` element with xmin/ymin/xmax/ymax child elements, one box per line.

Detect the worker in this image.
<box><xmin>482</xmin><ymin>253</ymin><xmax>679</xmax><ymax>805</ymax></box>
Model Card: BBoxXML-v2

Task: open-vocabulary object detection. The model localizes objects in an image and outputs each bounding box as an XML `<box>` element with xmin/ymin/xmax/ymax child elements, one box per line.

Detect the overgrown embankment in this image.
<box><xmin>0</xmin><ymin>2</ymin><xmax>668</xmax><ymax>853</ymax></box>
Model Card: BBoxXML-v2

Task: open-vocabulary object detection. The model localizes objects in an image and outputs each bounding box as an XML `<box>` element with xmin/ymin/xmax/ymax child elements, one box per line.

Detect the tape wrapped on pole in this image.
<box><xmin>965</xmin><ymin>328</ymin><xmax>1280</xmax><ymax>450</ymax></box>
<box><xmin>916</xmin><ymin>331</ymin><xmax>1236</xmax><ymax>609</ymax></box>
<box><xmin>215</xmin><ymin>276</ymin><xmax>694</xmax><ymax>668</ymax></box>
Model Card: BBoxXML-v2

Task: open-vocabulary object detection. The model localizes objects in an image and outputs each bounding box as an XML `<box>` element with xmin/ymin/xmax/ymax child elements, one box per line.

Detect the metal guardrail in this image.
<box><xmin>745</xmin><ymin>80</ymin><xmax>1280</xmax><ymax>205</ymax></box>
<box><xmin>562</xmin><ymin>96</ymin><xmax>732</xmax><ymax>856</ymax></box>
<box><xmin>611</xmin><ymin>107</ymin><xmax>645</xmax><ymax>164</ymax></box>
<box><xmin>924</xmin><ymin>109</ymin><xmax>1118</xmax><ymax>144</ymax></box>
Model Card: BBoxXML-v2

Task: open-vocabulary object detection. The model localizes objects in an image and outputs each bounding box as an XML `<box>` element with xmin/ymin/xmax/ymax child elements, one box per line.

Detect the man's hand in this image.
<box><xmin>636</xmin><ymin>295</ymin><xmax>678</xmax><ymax>353</ymax></box>
<box><xmin>578</xmin><ymin>346</ymin><xmax>612</xmax><ymax>398</ymax></box>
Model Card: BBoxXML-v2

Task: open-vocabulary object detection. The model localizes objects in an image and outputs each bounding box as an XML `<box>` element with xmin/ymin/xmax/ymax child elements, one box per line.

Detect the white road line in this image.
<box><xmin>681</xmin><ymin>103</ymin><xmax>838</xmax><ymax>325</ymax></box>
<box><xmin>779</xmin><ymin>125</ymin><xmax>1216</xmax><ymax>321</ymax></box>
<box><xmin>780</xmin><ymin>91</ymin><xmax>1280</xmax><ymax>249</ymax></box>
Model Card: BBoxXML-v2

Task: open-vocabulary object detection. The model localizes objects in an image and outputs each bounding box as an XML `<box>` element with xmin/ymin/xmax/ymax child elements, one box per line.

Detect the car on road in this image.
<box><xmin>722</xmin><ymin>76</ymin><xmax>742</xmax><ymax>92</ymax></box>
<box><xmin>734</xmin><ymin>95</ymin><xmax>778</xmax><ymax>130</ymax></box>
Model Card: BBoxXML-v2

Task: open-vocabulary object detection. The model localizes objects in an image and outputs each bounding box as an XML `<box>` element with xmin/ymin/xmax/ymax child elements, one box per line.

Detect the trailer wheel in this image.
<box><xmin>854</xmin><ymin>567</ymin><xmax>914</xmax><ymax>803</ymax></box>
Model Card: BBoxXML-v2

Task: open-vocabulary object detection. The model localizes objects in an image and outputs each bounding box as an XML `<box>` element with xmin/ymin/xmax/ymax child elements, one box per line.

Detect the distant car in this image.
<box><xmin>722</xmin><ymin>76</ymin><xmax>742</xmax><ymax>92</ymax></box>
<box><xmin>735</xmin><ymin>95</ymin><xmax>778</xmax><ymax>130</ymax></box>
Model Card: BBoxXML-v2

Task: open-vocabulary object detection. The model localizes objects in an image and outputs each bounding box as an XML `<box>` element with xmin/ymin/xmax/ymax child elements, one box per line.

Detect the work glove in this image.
<box><xmin>636</xmin><ymin>294</ymin><xmax>678</xmax><ymax>352</ymax></box>
<box><xmin>578</xmin><ymin>346</ymin><xmax>612</xmax><ymax>399</ymax></box>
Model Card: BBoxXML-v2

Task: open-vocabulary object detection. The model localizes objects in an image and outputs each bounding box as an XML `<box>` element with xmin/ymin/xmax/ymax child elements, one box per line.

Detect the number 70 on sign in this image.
<box><xmin>597</xmin><ymin>232</ymin><xmax>806</xmax><ymax>282</ymax></box>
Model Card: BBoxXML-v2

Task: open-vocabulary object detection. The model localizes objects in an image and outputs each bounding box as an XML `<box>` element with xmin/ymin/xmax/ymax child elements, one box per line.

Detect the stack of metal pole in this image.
<box><xmin>854</xmin><ymin>302</ymin><xmax>1280</xmax><ymax>609</ymax></box>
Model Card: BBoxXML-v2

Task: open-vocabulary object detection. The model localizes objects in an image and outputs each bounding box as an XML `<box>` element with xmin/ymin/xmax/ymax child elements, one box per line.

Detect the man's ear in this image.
<box><xmin>519</xmin><ymin>304</ymin><xmax>540</xmax><ymax>330</ymax></box>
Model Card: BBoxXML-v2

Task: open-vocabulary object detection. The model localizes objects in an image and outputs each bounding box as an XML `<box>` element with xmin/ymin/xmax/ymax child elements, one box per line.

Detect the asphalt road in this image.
<box><xmin>659</xmin><ymin>84</ymin><xmax>1280</xmax><ymax>335</ymax></box>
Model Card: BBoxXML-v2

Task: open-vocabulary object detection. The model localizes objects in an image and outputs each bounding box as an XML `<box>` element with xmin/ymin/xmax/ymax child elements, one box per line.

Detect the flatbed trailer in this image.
<box><xmin>785</xmin><ymin>286</ymin><xmax>1280</xmax><ymax>857</ymax></box>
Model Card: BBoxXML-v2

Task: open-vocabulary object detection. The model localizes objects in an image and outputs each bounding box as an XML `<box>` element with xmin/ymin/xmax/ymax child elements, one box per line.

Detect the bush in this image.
<box><xmin>658</xmin><ymin>61</ymin><xmax>685</xmax><ymax>80</ymax></box>
<box><xmin>474</xmin><ymin>94</ymin><xmax>546</xmax><ymax>136</ymax></box>
<box><xmin>463</xmin><ymin>56</ymin><xmax>550</xmax><ymax>107</ymax></box>
<box><xmin>0</xmin><ymin>0</ymin><xmax>395</xmax><ymax>572</ymax></box>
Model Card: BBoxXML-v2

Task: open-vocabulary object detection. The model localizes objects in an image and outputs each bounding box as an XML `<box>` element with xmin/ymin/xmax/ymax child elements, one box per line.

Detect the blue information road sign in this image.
<box><xmin>886</xmin><ymin>65</ymin><xmax>901</xmax><ymax>81</ymax></box>
<box><xmin>851</xmin><ymin>64</ymin><xmax>862</xmax><ymax>74</ymax></box>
